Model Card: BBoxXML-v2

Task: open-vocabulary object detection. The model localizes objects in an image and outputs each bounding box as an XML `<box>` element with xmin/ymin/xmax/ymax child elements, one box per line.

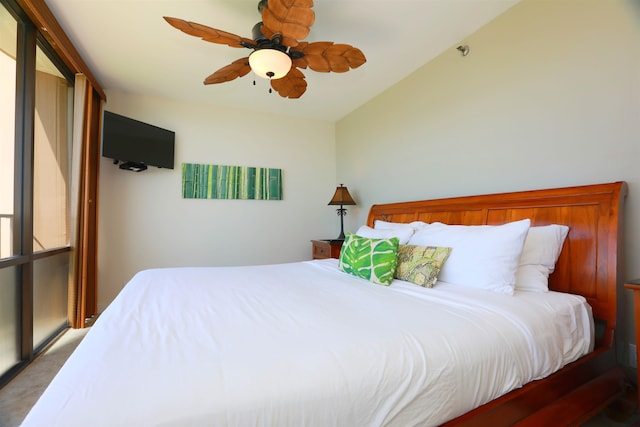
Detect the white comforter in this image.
<box><xmin>21</xmin><ymin>259</ymin><xmax>593</xmax><ymax>427</ymax></box>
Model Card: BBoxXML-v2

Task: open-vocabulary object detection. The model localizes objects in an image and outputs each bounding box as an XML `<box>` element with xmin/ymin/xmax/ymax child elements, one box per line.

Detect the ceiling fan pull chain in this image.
<box><xmin>252</xmin><ymin>77</ymin><xmax>272</xmax><ymax>94</ymax></box>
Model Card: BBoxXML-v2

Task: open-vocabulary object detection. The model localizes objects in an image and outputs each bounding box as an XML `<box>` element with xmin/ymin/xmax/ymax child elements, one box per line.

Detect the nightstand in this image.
<box><xmin>311</xmin><ymin>239</ymin><xmax>343</xmax><ymax>259</ymax></box>
<box><xmin>624</xmin><ymin>279</ymin><xmax>640</xmax><ymax>419</ymax></box>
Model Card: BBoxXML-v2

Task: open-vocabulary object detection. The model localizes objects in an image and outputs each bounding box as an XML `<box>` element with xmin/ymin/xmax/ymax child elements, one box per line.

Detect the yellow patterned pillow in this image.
<box><xmin>395</xmin><ymin>245</ymin><xmax>452</xmax><ymax>287</ymax></box>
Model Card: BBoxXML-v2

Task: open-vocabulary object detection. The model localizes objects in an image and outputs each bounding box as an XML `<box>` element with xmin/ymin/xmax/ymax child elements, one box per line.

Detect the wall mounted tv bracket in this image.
<box><xmin>114</xmin><ymin>159</ymin><xmax>148</xmax><ymax>172</ymax></box>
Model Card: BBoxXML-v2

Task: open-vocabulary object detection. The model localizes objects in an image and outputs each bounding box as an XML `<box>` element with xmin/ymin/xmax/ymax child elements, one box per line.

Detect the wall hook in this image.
<box><xmin>456</xmin><ymin>45</ymin><xmax>470</xmax><ymax>57</ymax></box>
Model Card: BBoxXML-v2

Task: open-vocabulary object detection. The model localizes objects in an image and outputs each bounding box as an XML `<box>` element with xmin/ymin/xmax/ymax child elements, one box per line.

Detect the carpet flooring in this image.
<box><xmin>0</xmin><ymin>327</ymin><xmax>636</xmax><ymax>427</ymax></box>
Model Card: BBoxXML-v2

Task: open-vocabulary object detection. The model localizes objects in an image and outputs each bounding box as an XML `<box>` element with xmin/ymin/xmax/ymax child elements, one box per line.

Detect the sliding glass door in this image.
<box><xmin>0</xmin><ymin>0</ymin><xmax>73</xmax><ymax>386</ymax></box>
<box><xmin>32</xmin><ymin>44</ymin><xmax>72</xmax><ymax>349</ymax></box>
<box><xmin>0</xmin><ymin>0</ymin><xmax>20</xmax><ymax>380</ymax></box>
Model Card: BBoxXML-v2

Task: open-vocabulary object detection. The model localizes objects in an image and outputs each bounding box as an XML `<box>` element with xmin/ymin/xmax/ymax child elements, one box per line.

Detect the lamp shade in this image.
<box><xmin>249</xmin><ymin>48</ymin><xmax>292</xmax><ymax>80</ymax></box>
<box><xmin>328</xmin><ymin>185</ymin><xmax>356</xmax><ymax>206</ymax></box>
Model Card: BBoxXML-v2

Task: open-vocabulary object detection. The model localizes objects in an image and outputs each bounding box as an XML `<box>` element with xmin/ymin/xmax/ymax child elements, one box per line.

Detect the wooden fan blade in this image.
<box><xmin>262</xmin><ymin>0</ymin><xmax>315</xmax><ymax>44</ymax></box>
<box><xmin>295</xmin><ymin>41</ymin><xmax>366</xmax><ymax>73</ymax></box>
<box><xmin>270</xmin><ymin>68</ymin><xmax>307</xmax><ymax>98</ymax></box>
<box><xmin>164</xmin><ymin>17</ymin><xmax>256</xmax><ymax>49</ymax></box>
<box><xmin>204</xmin><ymin>58</ymin><xmax>251</xmax><ymax>85</ymax></box>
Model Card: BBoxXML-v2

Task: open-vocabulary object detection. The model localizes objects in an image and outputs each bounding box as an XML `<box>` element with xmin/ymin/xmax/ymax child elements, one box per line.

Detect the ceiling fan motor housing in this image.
<box><xmin>252</xmin><ymin>22</ymin><xmax>267</xmax><ymax>43</ymax></box>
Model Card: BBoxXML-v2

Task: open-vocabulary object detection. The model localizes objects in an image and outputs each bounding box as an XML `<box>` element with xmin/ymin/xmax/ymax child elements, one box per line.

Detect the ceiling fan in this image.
<box><xmin>164</xmin><ymin>0</ymin><xmax>366</xmax><ymax>99</ymax></box>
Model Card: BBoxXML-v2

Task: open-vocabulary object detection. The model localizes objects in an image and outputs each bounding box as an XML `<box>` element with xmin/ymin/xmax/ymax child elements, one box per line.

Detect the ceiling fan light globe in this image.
<box><xmin>249</xmin><ymin>49</ymin><xmax>292</xmax><ymax>80</ymax></box>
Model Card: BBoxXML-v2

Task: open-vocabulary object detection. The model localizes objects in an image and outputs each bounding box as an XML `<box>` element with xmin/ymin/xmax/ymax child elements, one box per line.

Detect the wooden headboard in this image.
<box><xmin>367</xmin><ymin>182</ymin><xmax>627</xmax><ymax>349</ymax></box>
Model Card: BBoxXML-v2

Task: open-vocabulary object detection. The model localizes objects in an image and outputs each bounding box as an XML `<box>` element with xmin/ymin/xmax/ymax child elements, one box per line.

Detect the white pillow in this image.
<box><xmin>407</xmin><ymin>219</ymin><xmax>531</xmax><ymax>295</ymax></box>
<box><xmin>515</xmin><ymin>225</ymin><xmax>569</xmax><ymax>292</ymax></box>
<box><xmin>355</xmin><ymin>225</ymin><xmax>414</xmax><ymax>245</ymax></box>
<box><xmin>374</xmin><ymin>220</ymin><xmax>427</xmax><ymax>231</ymax></box>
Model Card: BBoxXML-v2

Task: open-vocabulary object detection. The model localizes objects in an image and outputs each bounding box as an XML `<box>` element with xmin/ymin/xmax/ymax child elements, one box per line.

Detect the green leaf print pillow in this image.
<box><xmin>339</xmin><ymin>233</ymin><xmax>400</xmax><ymax>285</ymax></box>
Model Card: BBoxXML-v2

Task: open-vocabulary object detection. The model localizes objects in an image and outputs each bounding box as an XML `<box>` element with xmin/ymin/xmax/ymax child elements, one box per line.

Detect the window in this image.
<box><xmin>0</xmin><ymin>0</ymin><xmax>73</xmax><ymax>386</ymax></box>
<box><xmin>32</xmin><ymin>45</ymin><xmax>72</xmax><ymax>348</ymax></box>
<box><xmin>33</xmin><ymin>45</ymin><xmax>72</xmax><ymax>252</ymax></box>
<box><xmin>0</xmin><ymin>1</ymin><xmax>17</xmax><ymax>260</ymax></box>
<box><xmin>0</xmin><ymin>0</ymin><xmax>19</xmax><ymax>377</ymax></box>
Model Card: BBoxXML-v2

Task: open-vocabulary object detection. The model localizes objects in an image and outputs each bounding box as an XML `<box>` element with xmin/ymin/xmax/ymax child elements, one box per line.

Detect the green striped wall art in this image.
<box><xmin>182</xmin><ymin>163</ymin><xmax>283</xmax><ymax>200</ymax></box>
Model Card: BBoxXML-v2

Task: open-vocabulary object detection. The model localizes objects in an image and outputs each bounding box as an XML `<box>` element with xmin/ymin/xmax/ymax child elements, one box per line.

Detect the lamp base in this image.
<box><xmin>336</xmin><ymin>206</ymin><xmax>347</xmax><ymax>241</ymax></box>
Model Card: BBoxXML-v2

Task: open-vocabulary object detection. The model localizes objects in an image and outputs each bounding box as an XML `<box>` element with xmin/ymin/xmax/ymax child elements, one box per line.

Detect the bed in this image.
<box><xmin>21</xmin><ymin>181</ymin><xmax>628</xmax><ymax>427</ymax></box>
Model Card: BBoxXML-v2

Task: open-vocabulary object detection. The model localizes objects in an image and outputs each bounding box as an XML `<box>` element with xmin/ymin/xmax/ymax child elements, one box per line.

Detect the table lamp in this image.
<box><xmin>327</xmin><ymin>184</ymin><xmax>357</xmax><ymax>240</ymax></box>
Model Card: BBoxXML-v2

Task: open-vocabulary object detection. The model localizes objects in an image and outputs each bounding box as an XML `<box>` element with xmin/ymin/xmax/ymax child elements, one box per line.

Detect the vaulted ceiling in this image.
<box><xmin>45</xmin><ymin>0</ymin><xmax>519</xmax><ymax>121</ymax></box>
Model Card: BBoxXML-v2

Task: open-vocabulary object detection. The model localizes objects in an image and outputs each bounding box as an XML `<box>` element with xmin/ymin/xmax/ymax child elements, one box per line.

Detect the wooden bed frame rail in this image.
<box><xmin>366</xmin><ymin>181</ymin><xmax>628</xmax><ymax>426</ymax></box>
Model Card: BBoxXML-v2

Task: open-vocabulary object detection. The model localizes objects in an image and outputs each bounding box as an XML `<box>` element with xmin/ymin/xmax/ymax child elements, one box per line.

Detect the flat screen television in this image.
<box><xmin>101</xmin><ymin>111</ymin><xmax>175</xmax><ymax>171</ymax></box>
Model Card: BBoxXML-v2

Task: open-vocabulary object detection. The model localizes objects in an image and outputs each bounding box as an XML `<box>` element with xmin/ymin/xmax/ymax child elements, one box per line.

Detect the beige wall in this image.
<box><xmin>98</xmin><ymin>92</ymin><xmax>337</xmax><ymax>310</ymax></box>
<box><xmin>336</xmin><ymin>0</ymin><xmax>640</xmax><ymax>363</ymax></box>
<box><xmin>97</xmin><ymin>0</ymin><xmax>640</xmax><ymax>365</ymax></box>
